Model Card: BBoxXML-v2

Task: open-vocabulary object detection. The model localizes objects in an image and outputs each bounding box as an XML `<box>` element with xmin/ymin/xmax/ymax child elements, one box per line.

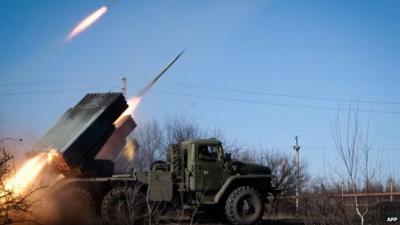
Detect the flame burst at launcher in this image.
<box><xmin>114</xmin><ymin>96</ymin><xmax>142</xmax><ymax>127</ymax></box>
<box><xmin>4</xmin><ymin>150</ymin><xmax>59</xmax><ymax>195</ymax></box>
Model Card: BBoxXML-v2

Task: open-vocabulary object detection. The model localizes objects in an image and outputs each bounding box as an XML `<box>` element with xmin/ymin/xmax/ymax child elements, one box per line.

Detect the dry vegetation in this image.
<box><xmin>1</xmin><ymin>113</ymin><xmax>399</xmax><ymax>225</ymax></box>
<box><xmin>0</xmin><ymin>147</ymin><xmax>44</xmax><ymax>225</ymax></box>
<box><xmin>129</xmin><ymin>114</ymin><xmax>399</xmax><ymax>225</ymax></box>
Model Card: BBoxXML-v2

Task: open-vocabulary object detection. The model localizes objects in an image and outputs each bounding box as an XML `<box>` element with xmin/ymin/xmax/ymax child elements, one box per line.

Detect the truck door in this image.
<box><xmin>194</xmin><ymin>144</ymin><xmax>224</xmax><ymax>192</ymax></box>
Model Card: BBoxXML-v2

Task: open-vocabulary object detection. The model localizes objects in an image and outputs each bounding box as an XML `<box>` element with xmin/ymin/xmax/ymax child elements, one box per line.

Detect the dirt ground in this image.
<box><xmin>160</xmin><ymin>212</ymin><xmax>304</xmax><ymax>225</ymax></box>
<box><xmin>162</xmin><ymin>219</ymin><xmax>304</xmax><ymax>225</ymax></box>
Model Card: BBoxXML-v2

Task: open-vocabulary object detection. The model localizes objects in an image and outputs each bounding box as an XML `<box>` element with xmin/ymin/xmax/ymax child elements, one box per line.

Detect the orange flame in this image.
<box><xmin>67</xmin><ymin>6</ymin><xmax>108</xmax><ymax>41</ymax></box>
<box><xmin>122</xmin><ymin>96</ymin><xmax>142</xmax><ymax>117</ymax></box>
<box><xmin>5</xmin><ymin>151</ymin><xmax>58</xmax><ymax>195</ymax></box>
<box><xmin>114</xmin><ymin>96</ymin><xmax>142</xmax><ymax>126</ymax></box>
<box><xmin>123</xmin><ymin>138</ymin><xmax>136</xmax><ymax>161</ymax></box>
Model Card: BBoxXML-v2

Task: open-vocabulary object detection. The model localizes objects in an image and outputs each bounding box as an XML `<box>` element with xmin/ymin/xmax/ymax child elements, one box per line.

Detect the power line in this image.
<box><xmin>1</xmin><ymin>78</ymin><xmax>399</xmax><ymax>106</ymax></box>
<box><xmin>0</xmin><ymin>77</ymin><xmax>115</xmax><ymax>86</ymax></box>
<box><xmin>1</xmin><ymin>85</ymin><xmax>399</xmax><ymax>151</ymax></box>
<box><xmin>2</xmin><ymin>85</ymin><xmax>400</xmax><ymax>115</ymax></box>
<box><xmin>298</xmin><ymin>145</ymin><xmax>400</xmax><ymax>152</ymax></box>
<box><xmin>0</xmin><ymin>86</ymin><xmax>117</xmax><ymax>96</ymax></box>
<box><xmin>141</xmin><ymin>114</ymin><xmax>400</xmax><ymax>151</ymax></box>
<box><xmin>160</xmin><ymin>82</ymin><xmax>400</xmax><ymax>106</ymax></box>
<box><xmin>194</xmin><ymin>118</ymin><xmax>400</xmax><ymax>139</ymax></box>
<box><xmin>155</xmin><ymin>89</ymin><xmax>400</xmax><ymax>115</ymax></box>
<box><xmin>251</xmin><ymin>145</ymin><xmax>400</xmax><ymax>152</ymax></box>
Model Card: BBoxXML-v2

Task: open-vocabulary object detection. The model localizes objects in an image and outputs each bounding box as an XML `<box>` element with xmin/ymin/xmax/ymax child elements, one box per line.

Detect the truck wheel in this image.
<box><xmin>54</xmin><ymin>187</ymin><xmax>96</xmax><ymax>224</ymax></box>
<box><xmin>225</xmin><ymin>186</ymin><xmax>263</xmax><ymax>225</ymax></box>
<box><xmin>101</xmin><ymin>186</ymin><xmax>147</xmax><ymax>224</ymax></box>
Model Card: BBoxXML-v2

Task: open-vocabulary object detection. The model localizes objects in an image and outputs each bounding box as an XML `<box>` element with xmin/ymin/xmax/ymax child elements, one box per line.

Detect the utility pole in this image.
<box><xmin>293</xmin><ymin>136</ymin><xmax>300</xmax><ymax>216</ymax></box>
<box><xmin>341</xmin><ymin>181</ymin><xmax>344</xmax><ymax>197</ymax></box>
<box><xmin>120</xmin><ymin>76</ymin><xmax>127</xmax><ymax>97</ymax></box>
<box><xmin>390</xmin><ymin>176</ymin><xmax>393</xmax><ymax>202</ymax></box>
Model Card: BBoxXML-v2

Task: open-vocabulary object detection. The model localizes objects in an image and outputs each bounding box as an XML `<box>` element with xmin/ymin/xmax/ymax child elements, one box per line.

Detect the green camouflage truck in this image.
<box><xmin>51</xmin><ymin>138</ymin><xmax>276</xmax><ymax>225</ymax></box>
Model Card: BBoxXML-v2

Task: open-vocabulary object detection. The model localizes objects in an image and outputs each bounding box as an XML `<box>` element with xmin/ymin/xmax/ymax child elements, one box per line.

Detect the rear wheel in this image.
<box><xmin>101</xmin><ymin>186</ymin><xmax>147</xmax><ymax>224</ymax></box>
<box><xmin>225</xmin><ymin>186</ymin><xmax>263</xmax><ymax>225</ymax></box>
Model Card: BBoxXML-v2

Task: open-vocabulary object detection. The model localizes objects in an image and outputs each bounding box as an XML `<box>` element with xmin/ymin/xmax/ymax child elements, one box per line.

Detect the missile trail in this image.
<box><xmin>115</xmin><ymin>50</ymin><xmax>184</xmax><ymax>123</ymax></box>
<box><xmin>137</xmin><ymin>50</ymin><xmax>184</xmax><ymax>97</ymax></box>
<box><xmin>66</xmin><ymin>5</ymin><xmax>108</xmax><ymax>41</ymax></box>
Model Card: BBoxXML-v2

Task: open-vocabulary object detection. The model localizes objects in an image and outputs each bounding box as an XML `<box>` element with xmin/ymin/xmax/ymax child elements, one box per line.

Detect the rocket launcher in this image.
<box><xmin>33</xmin><ymin>92</ymin><xmax>136</xmax><ymax>176</ymax></box>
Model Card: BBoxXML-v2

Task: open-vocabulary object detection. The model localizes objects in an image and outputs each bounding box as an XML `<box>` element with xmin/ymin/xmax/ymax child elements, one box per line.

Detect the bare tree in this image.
<box><xmin>132</xmin><ymin>120</ymin><xmax>165</xmax><ymax>170</ymax></box>
<box><xmin>301</xmin><ymin>177</ymin><xmax>351</xmax><ymax>225</ymax></box>
<box><xmin>228</xmin><ymin>146</ymin><xmax>310</xmax><ymax>215</ymax></box>
<box><xmin>0</xmin><ymin>146</ymin><xmax>41</xmax><ymax>224</ymax></box>
<box><xmin>255</xmin><ymin>149</ymin><xmax>310</xmax><ymax>214</ymax></box>
<box><xmin>206</xmin><ymin>127</ymin><xmax>246</xmax><ymax>159</ymax></box>
<box><xmin>332</xmin><ymin>103</ymin><xmax>380</xmax><ymax>225</ymax></box>
<box><xmin>232</xmin><ymin>149</ymin><xmax>255</xmax><ymax>162</ymax></box>
<box><xmin>164</xmin><ymin>115</ymin><xmax>203</xmax><ymax>145</ymax></box>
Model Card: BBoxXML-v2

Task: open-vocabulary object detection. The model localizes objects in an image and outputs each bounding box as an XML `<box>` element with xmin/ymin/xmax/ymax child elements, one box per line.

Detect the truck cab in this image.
<box><xmin>182</xmin><ymin>138</ymin><xmax>228</xmax><ymax>193</ymax></box>
<box><xmin>165</xmin><ymin>138</ymin><xmax>274</xmax><ymax>224</ymax></box>
<box><xmin>165</xmin><ymin>138</ymin><xmax>273</xmax><ymax>203</ymax></box>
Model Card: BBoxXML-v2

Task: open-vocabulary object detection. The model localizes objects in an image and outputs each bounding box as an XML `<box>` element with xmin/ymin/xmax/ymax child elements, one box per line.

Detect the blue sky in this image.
<box><xmin>0</xmin><ymin>0</ymin><xmax>399</xmax><ymax>179</ymax></box>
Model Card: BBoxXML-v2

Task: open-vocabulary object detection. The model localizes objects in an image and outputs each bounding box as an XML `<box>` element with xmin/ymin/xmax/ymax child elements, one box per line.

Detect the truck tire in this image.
<box><xmin>53</xmin><ymin>187</ymin><xmax>96</xmax><ymax>225</ymax></box>
<box><xmin>224</xmin><ymin>186</ymin><xmax>263</xmax><ymax>225</ymax></box>
<box><xmin>101</xmin><ymin>186</ymin><xmax>147</xmax><ymax>224</ymax></box>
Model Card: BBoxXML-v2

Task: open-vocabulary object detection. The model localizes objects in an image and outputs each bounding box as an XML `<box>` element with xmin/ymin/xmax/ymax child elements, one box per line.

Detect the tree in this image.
<box><xmin>205</xmin><ymin>127</ymin><xmax>245</xmax><ymax>159</ymax></box>
<box><xmin>131</xmin><ymin>115</ymin><xmax>205</xmax><ymax>170</ymax></box>
<box><xmin>132</xmin><ymin>120</ymin><xmax>165</xmax><ymax>170</ymax></box>
<box><xmin>254</xmin><ymin>149</ymin><xmax>310</xmax><ymax>213</ymax></box>
<box><xmin>332</xmin><ymin>103</ymin><xmax>380</xmax><ymax>225</ymax></box>
<box><xmin>164</xmin><ymin>115</ymin><xmax>203</xmax><ymax>145</ymax></box>
<box><xmin>0</xmin><ymin>146</ymin><xmax>40</xmax><ymax>224</ymax></box>
<box><xmin>229</xmin><ymin>146</ymin><xmax>310</xmax><ymax>214</ymax></box>
<box><xmin>301</xmin><ymin>177</ymin><xmax>351</xmax><ymax>225</ymax></box>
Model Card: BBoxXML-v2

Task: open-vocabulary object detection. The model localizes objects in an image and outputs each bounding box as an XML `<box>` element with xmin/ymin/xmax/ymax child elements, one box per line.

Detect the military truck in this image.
<box><xmin>51</xmin><ymin>138</ymin><xmax>275</xmax><ymax>225</ymax></box>
<box><xmin>35</xmin><ymin>93</ymin><xmax>277</xmax><ymax>224</ymax></box>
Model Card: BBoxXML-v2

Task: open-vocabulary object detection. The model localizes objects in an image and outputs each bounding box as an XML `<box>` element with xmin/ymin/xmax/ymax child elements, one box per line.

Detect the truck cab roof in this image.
<box><xmin>181</xmin><ymin>138</ymin><xmax>222</xmax><ymax>145</ymax></box>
